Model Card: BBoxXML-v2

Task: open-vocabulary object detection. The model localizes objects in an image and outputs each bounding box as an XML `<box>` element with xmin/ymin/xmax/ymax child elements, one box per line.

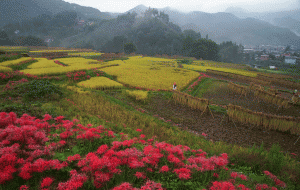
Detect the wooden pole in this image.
<box><xmin>208</xmin><ymin>106</ymin><xmax>214</xmax><ymax>119</ymax></box>
<box><xmin>200</xmin><ymin>106</ymin><xmax>207</xmax><ymax>117</ymax></box>
<box><xmin>219</xmin><ymin>114</ymin><xmax>226</xmax><ymax>126</ymax></box>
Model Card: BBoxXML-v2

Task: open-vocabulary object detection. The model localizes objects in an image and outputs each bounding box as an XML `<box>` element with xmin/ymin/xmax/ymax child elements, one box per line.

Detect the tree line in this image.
<box><xmin>0</xmin><ymin>8</ymin><xmax>246</xmax><ymax>64</ymax></box>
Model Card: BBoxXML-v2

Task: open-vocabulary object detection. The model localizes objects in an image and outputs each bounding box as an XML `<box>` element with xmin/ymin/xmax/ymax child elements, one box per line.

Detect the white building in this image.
<box><xmin>285</xmin><ymin>56</ymin><xmax>298</xmax><ymax>64</ymax></box>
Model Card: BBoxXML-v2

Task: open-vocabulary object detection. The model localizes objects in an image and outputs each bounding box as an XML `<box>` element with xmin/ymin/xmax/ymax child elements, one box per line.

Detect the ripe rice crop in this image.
<box><xmin>27</xmin><ymin>58</ymin><xmax>63</xmax><ymax>69</ymax></box>
<box><xmin>124</xmin><ymin>90</ymin><xmax>148</xmax><ymax>102</ymax></box>
<box><xmin>0</xmin><ymin>57</ymin><xmax>33</xmax><ymax>66</ymax></box>
<box><xmin>20</xmin><ymin>64</ymin><xmax>113</xmax><ymax>76</ymax></box>
<box><xmin>68</xmin><ymin>52</ymin><xmax>103</xmax><ymax>56</ymax></box>
<box><xmin>254</xmin><ymin>88</ymin><xmax>289</xmax><ymax>108</ymax></box>
<box><xmin>99</xmin><ymin>57</ymin><xmax>199</xmax><ymax>91</ymax></box>
<box><xmin>228</xmin><ymin>82</ymin><xmax>248</xmax><ymax>96</ymax></box>
<box><xmin>29</xmin><ymin>50</ymin><xmax>76</xmax><ymax>53</ymax></box>
<box><xmin>54</xmin><ymin>57</ymin><xmax>91</xmax><ymax>66</ymax></box>
<box><xmin>0</xmin><ymin>46</ymin><xmax>29</xmax><ymax>52</ymax></box>
<box><xmin>172</xmin><ymin>90</ymin><xmax>209</xmax><ymax>111</ymax></box>
<box><xmin>227</xmin><ymin>104</ymin><xmax>300</xmax><ymax>135</ymax></box>
<box><xmin>66</xmin><ymin>85</ymin><xmax>91</xmax><ymax>94</ymax></box>
<box><xmin>20</xmin><ymin>57</ymin><xmax>116</xmax><ymax>76</ymax></box>
<box><xmin>77</xmin><ymin>76</ymin><xmax>123</xmax><ymax>90</ymax></box>
<box><xmin>184</xmin><ymin>65</ymin><xmax>257</xmax><ymax>77</ymax></box>
<box><xmin>0</xmin><ymin>66</ymin><xmax>12</xmax><ymax>72</ymax></box>
<box><xmin>249</xmin><ymin>82</ymin><xmax>263</xmax><ymax>91</ymax></box>
<box><xmin>193</xmin><ymin>60</ymin><xmax>251</xmax><ymax>70</ymax></box>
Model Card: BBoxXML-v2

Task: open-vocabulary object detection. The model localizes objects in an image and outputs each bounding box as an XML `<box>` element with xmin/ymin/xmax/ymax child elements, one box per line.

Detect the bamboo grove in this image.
<box><xmin>227</xmin><ymin>104</ymin><xmax>300</xmax><ymax>136</ymax></box>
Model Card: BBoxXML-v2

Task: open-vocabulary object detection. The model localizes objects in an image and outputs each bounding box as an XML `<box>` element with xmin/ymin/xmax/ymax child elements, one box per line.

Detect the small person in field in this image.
<box><xmin>173</xmin><ymin>82</ymin><xmax>177</xmax><ymax>90</ymax></box>
<box><xmin>292</xmin><ymin>89</ymin><xmax>299</xmax><ymax>103</ymax></box>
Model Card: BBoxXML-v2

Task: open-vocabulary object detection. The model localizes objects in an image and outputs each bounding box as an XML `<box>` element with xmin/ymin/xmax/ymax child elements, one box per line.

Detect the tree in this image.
<box><xmin>152</xmin><ymin>9</ymin><xmax>159</xmax><ymax>17</ymax></box>
<box><xmin>206</xmin><ymin>34</ymin><xmax>208</xmax><ymax>40</ymax></box>
<box><xmin>101</xmin><ymin>35</ymin><xmax>128</xmax><ymax>53</ymax></box>
<box><xmin>181</xmin><ymin>36</ymin><xmax>195</xmax><ymax>56</ymax></box>
<box><xmin>124</xmin><ymin>43</ymin><xmax>137</xmax><ymax>54</ymax></box>
<box><xmin>0</xmin><ymin>30</ymin><xmax>13</xmax><ymax>45</ymax></box>
<box><xmin>159</xmin><ymin>11</ymin><xmax>169</xmax><ymax>23</ymax></box>
<box><xmin>268</xmin><ymin>53</ymin><xmax>276</xmax><ymax>60</ymax></box>
<box><xmin>113</xmin><ymin>35</ymin><xmax>127</xmax><ymax>53</ymax></box>
<box><xmin>296</xmin><ymin>58</ymin><xmax>300</xmax><ymax>66</ymax></box>
<box><xmin>218</xmin><ymin>41</ymin><xmax>240</xmax><ymax>63</ymax></box>
<box><xmin>245</xmin><ymin>53</ymin><xmax>250</xmax><ymax>62</ymax></box>
<box><xmin>183</xmin><ymin>29</ymin><xmax>201</xmax><ymax>40</ymax></box>
<box><xmin>284</xmin><ymin>45</ymin><xmax>291</xmax><ymax>53</ymax></box>
<box><xmin>14</xmin><ymin>35</ymin><xmax>46</xmax><ymax>46</ymax></box>
<box><xmin>190</xmin><ymin>38</ymin><xmax>219</xmax><ymax>61</ymax></box>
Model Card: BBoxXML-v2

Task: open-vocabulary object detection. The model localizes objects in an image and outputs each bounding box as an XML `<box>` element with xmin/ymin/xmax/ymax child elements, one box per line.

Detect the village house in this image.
<box><xmin>243</xmin><ymin>49</ymin><xmax>254</xmax><ymax>53</ymax></box>
<box><xmin>78</xmin><ymin>20</ymin><xmax>85</xmax><ymax>26</ymax></box>
<box><xmin>260</xmin><ymin>55</ymin><xmax>269</xmax><ymax>61</ymax></box>
<box><xmin>275</xmin><ymin>54</ymin><xmax>281</xmax><ymax>58</ymax></box>
<box><xmin>87</xmin><ymin>21</ymin><xmax>94</xmax><ymax>26</ymax></box>
<box><xmin>44</xmin><ymin>36</ymin><xmax>54</xmax><ymax>43</ymax></box>
<box><xmin>284</xmin><ymin>56</ymin><xmax>299</xmax><ymax>65</ymax></box>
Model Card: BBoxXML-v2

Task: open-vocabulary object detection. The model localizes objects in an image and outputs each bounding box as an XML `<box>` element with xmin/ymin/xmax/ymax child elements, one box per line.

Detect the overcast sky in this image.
<box><xmin>63</xmin><ymin>0</ymin><xmax>299</xmax><ymax>13</ymax></box>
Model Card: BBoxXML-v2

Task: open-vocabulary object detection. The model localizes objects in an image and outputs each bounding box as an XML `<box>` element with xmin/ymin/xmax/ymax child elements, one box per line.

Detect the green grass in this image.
<box><xmin>208</xmin><ymin>105</ymin><xmax>227</xmax><ymax>115</ymax></box>
<box><xmin>10</xmin><ymin>59</ymin><xmax>38</xmax><ymax>71</ymax></box>
<box><xmin>0</xmin><ymin>53</ymin><xmax>22</xmax><ymax>63</ymax></box>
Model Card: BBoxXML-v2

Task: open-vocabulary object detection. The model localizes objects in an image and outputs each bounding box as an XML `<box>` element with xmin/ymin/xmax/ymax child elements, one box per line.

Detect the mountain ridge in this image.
<box><xmin>1</xmin><ymin>1</ymin><xmax>300</xmax><ymax>49</ymax></box>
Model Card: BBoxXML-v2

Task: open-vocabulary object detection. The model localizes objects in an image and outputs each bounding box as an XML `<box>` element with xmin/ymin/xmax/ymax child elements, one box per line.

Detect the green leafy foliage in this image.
<box><xmin>0</xmin><ymin>53</ymin><xmax>22</xmax><ymax>63</ymax></box>
<box><xmin>20</xmin><ymin>79</ymin><xmax>64</xmax><ymax>101</ymax></box>
<box><xmin>75</xmin><ymin>135</ymin><xmax>114</xmax><ymax>157</ymax></box>
<box><xmin>124</xmin><ymin>42</ymin><xmax>137</xmax><ymax>54</ymax></box>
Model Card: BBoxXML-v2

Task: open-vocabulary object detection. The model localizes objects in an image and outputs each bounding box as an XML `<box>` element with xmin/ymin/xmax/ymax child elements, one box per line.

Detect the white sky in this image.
<box><xmin>63</xmin><ymin>0</ymin><xmax>299</xmax><ymax>13</ymax></box>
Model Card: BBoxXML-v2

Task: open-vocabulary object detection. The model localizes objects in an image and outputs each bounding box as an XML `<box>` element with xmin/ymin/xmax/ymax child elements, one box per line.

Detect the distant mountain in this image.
<box><xmin>2</xmin><ymin>2</ymin><xmax>300</xmax><ymax>50</ymax></box>
<box><xmin>224</xmin><ymin>7</ymin><xmax>300</xmax><ymax>37</ymax></box>
<box><xmin>225</xmin><ymin>7</ymin><xmax>249</xmax><ymax>13</ymax></box>
<box><xmin>124</xmin><ymin>4</ymin><xmax>148</xmax><ymax>17</ymax></box>
<box><xmin>272</xmin><ymin>17</ymin><xmax>300</xmax><ymax>37</ymax></box>
<box><xmin>158</xmin><ymin>8</ymin><xmax>300</xmax><ymax>48</ymax></box>
<box><xmin>110</xmin><ymin>5</ymin><xmax>300</xmax><ymax>48</ymax></box>
<box><xmin>0</xmin><ymin>0</ymin><xmax>113</xmax><ymax>28</ymax></box>
<box><xmin>123</xmin><ymin>4</ymin><xmax>179</xmax><ymax>17</ymax></box>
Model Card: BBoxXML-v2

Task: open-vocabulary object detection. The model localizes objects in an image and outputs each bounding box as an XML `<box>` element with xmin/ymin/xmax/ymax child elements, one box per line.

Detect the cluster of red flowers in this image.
<box><xmin>0</xmin><ymin>71</ymin><xmax>61</xmax><ymax>81</ymax></box>
<box><xmin>54</xmin><ymin>60</ymin><xmax>67</xmax><ymax>67</ymax></box>
<box><xmin>0</xmin><ymin>53</ymin><xmax>18</xmax><ymax>57</ymax></box>
<box><xmin>0</xmin><ymin>70</ymin><xmax>24</xmax><ymax>80</ymax></box>
<box><xmin>90</xmin><ymin>68</ymin><xmax>104</xmax><ymax>77</ymax></box>
<box><xmin>66</xmin><ymin>69</ymin><xmax>104</xmax><ymax>82</ymax></box>
<box><xmin>66</xmin><ymin>71</ymin><xmax>88</xmax><ymax>82</ymax></box>
<box><xmin>3</xmin><ymin>78</ymin><xmax>29</xmax><ymax>91</ymax></box>
<box><xmin>0</xmin><ymin>112</ymin><xmax>290</xmax><ymax>190</ymax></box>
<box><xmin>187</xmin><ymin>72</ymin><xmax>210</xmax><ymax>92</ymax></box>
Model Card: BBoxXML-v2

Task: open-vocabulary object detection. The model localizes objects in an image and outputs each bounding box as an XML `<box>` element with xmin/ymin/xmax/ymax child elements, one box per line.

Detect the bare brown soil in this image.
<box><xmin>144</xmin><ymin>93</ymin><xmax>300</xmax><ymax>160</ymax></box>
<box><xmin>107</xmin><ymin>72</ymin><xmax>300</xmax><ymax>163</ymax></box>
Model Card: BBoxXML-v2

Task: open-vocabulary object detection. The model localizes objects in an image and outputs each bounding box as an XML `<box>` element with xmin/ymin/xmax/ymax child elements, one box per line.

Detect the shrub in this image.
<box><xmin>20</xmin><ymin>79</ymin><xmax>63</xmax><ymax>101</ymax></box>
